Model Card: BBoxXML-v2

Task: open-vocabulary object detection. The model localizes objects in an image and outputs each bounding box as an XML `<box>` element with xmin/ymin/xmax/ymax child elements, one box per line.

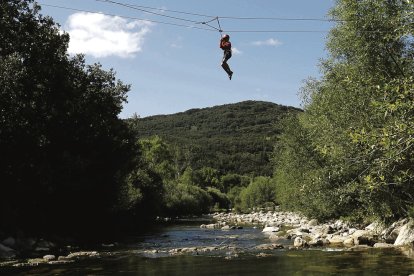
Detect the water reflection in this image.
<box><xmin>2</xmin><ymin>222</ymin><xmax>414</xmax><ymax>276</ymax></box>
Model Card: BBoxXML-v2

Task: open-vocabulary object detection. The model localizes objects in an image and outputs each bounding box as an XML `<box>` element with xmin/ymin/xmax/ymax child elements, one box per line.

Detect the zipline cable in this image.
<box><xmin>94</xmin><ymin>0</ymin><xmax>346</xmax><ymax>22</ymax></box>
<box><xmin>222</xmin><ymin>30</ymin><xmax>329</xmax><ymax>33</ymax></box>
<box><xmin>96</xmin><ymin>0</ymin><xmax>216</xmax><ymax>19</ymax></box>
<box><xmin>96</xmin><ymin>0</ymin><xmax>225</xmax><ymax>33</ymax></box>
<box><xmin>92</xmin><ymin>0</ymin><xmax>414</xmax><ymax>29</ymax></box>
<box><xmin>39</xmin><ymin>3</ymin><xmax>400</xmax><ymax>34</ymax></box>
<box><xmin>218</xmin><ymin>16</ymin><xmax>344</xmax><ymax>22</ymax></box>
<box><xmin>96</xmin><ymin>0</ymin><xmax>202</xmax><ymax>24</ymax></box>
<box><xmin>39</xmin><ymin>3</ymin><xmax>216</xmax><ymax>32</ymax></box>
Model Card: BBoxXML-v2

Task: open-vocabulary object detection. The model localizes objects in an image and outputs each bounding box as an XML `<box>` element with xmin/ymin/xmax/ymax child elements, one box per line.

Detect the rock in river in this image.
<box><xmin>43</xmin><ymin>255</ymin><xmax>56</xmax><ymax>261</ymax></box>
<box><xmin>293</xmin><ymin>237</ymin><xmax>308</xmax><ymax>248</ymax></box>
<box><xmin>394</xmin><ymin>220</ymin><xmax>414</xmax><ymax>246</ymax></box>
<box><xmin>262</xmin><ymin>226</ymin><xmax>280</xmax><ymax>233</ymax></box>
<box><xmin>66</xmin><ymin>251</ymin><xmax>99</xmax><ymax>259</ymax></box>
<box><xmin>373</xmin><ymin>243</ymin><xmax>394</xmax><ymax>248</ymax></box>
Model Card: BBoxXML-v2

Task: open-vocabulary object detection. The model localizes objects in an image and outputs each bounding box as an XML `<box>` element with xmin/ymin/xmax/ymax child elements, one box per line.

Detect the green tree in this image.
<box><xmin>343</xmin><ymin>0</ymin><xmax>414</xmax><ymax>221</ymax></box>
<box><xmin>0</xmin><ymin>1</ymin><xmax>138</xmax><ymax>236</ymax></box>
<box><xmin>221</xmin><ymin>173</ymin><xmax>250</xmax><ymax>193</ymax></box>
<box><xmin>163</xmin><ymin>182</ymin><xmax>212</xmax><ymax>216</ymax></box>
<box><xmin>206</xmin><ymin>187</ymin><xmax>230</xmax><ymax>210</ymax></box>
<box><xmin>193</xmin><ymin>167</ymin><xmax>221</xmax><ymax>190</ymax></box>
<box><xmin>139</xmin><ymin>136</ymin><xmax>175</xmax><ymax>181</ymax></box>
<box><xmin>239</xmin><ymin>177</ymin><xmax>277</xmax><ymax>211</ymax></box>
<box><xmin>273</xmin><ymin>115</ymin><xmax>338</xmax><ymax>219</ymax></box>
<box><xmin>274</xmin><ymin>0</ymin><xmax>414</xmax><ymax>222</ymax></box>
<box><xmin>180</xmin><ymin>167</ymin><xmax>195</xmax><ymax>186</ymax></box>
<box><xmin>227</xmin><ymin>186</ymin><xmax>244</xmax><ymax>212</ymax></box>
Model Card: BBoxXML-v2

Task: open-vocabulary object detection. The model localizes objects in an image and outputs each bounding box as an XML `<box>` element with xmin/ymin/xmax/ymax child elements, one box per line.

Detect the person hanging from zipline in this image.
<box><xmin>220</xmin><ymin>34</ymin><xmax>233</xmax><ymax>80</ymax></box>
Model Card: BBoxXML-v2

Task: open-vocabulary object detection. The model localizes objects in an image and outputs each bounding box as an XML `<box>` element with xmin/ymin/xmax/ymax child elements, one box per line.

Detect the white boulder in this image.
<box><xmin>262</xmin><ymin>226</ymin><xmax>280</xmax><ymax>233</ymax></box>
<box><xmin>394</xmin><ymin>220</ymin><xmax>414</xmax><ymax>246</ymax></box>
<box><xmin>293</xmin><ymin>237</ymin><xmax>307</xmax><ymax>247</ymax></box>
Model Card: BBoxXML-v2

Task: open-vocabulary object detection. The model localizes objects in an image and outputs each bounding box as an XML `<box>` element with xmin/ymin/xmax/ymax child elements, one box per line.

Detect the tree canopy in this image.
<box><xmin>274</xmin><ymin>0</ymin><xmax>414</xmax><ymax>222</ymax></box>
<box><xmin>0</xmin><ymin>0</ymin><xmax>147</xmax><ymax>238</ymax></box>
<box><xmin>128</xmin><ymin>101</ymin><xmax>301</xmax><ymax>177</ymax></box>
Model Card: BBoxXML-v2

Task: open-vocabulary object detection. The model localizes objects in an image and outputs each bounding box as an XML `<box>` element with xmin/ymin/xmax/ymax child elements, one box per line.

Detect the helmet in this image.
<box><xmin>222</xmin><ymin>34</ymin><xmax>230</xmax><ymax>39</ymax></box>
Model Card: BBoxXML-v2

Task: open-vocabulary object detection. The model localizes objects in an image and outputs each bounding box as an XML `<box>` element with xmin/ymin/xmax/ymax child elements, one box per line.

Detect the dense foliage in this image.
<box><xmin>274</xmin><ymin>0</ymin><xmax>414</xmax><ymax>222</ymax></box>
<box><xmin>128</xmin><ymin>101</ymin><xmax>301</xmax><ymax>176</ymax></box>
<box><xmin>127</xmin><ymin>102</ymin><xmax>301</xmax><ymax>216</ymax></box>
<box><xmin>0</xmin><ymin>1</ymin><xmax>160</xmax><ymax>238</ymax></box>
<box><xmin>236</xmin><ymin>177</ymin><xmax>277</xmax><ymax>212</ymax></box>
<box><xmin>137</xmin><ymin>136</ymin><xmax>230</xmax><ymax>215</ymax></box>
<box><xmin>136</xmin><ymin>135</ymin><xmax>282</xmax><ymax>215</ymax></box>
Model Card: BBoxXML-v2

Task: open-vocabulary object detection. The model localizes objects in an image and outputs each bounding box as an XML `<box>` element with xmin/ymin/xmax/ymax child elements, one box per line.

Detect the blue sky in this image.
<box><xmin>38</xmin><ymin>0</ymin><xmax>335</xmax><ymax>118</ymax></box>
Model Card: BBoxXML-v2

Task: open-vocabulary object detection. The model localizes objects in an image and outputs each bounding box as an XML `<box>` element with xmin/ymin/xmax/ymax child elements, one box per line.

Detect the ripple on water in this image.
<box><xmin>2</xmin><ymin>223</ymin><xmax>414</xmax><ymax>275</ymax></box>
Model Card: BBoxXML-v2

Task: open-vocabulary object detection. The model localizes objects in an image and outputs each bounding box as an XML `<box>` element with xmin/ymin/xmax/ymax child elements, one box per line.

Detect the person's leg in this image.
<box><xmin>221</xmin><ymin>62</ymin><xmax>233</xmax><ymax>80</ymax></box>
<box><xmin>221</xmin><ymin>51</ymin><xmax>233</xmax><ymax>78</ymax></box>
<box><xmin>221</xmin><ymin>61</ymin><xmax>231</xmax><ymax>74</ymax></box>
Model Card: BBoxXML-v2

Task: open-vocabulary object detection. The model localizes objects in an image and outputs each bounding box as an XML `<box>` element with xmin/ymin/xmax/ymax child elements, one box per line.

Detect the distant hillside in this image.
<box><xmin>128</xmin><ymin>101</ymin><xmax>302</xmax><ymax>176</ymax></box>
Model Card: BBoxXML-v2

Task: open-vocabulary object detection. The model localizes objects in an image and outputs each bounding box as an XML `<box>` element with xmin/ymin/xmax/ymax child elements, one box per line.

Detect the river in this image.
<box><xmin>2</xmin><ymin>219</ymin><xmax>414</xmax><ymax>275</ymax></box>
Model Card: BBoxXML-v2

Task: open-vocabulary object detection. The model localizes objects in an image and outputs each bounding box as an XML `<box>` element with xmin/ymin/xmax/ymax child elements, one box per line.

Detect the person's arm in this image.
<box><xmin>220</xmin><ymin>39</ymin><xmax>225</xmax><ymax>49</ymax></box>
<box><xmin>221</xmin><ymin>41</ymin><xmax>231</xmax><ymax>49</ymax></box>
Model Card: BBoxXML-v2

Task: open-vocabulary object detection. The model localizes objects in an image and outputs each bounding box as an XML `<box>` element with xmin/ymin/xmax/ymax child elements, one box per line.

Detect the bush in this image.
<box><xmin>239</xmin><ymin>177</ymin><xmax>277</xmax><ymax>211</ymax></box>
<box><xmin>193</xmin><ymin>167</ymin><xmax>221</xmax><ymax>190</ymax></box>
<box><xmin>163</xmin><ymin>183</ymin><xmax>212</xmax><ymax>216</ymax></box>
<box><xmin>207</xmin><ymin>187</ymin><xmax>230</xmax><ymax>210</ymax></box>
<box><xmin>227</xmin><ymin>186</ymin><xmax>244</xmax><ymax>212</ymax></box>
<box><xmin>220</xmin><ymin>173</ymin><xmax>250</xmax><ymax>193</ymax></box>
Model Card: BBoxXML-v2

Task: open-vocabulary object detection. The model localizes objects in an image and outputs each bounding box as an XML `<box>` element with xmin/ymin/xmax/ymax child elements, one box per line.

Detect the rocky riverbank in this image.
<box><xmin>209</xmin><ymin>211</ymin><xmax>414</xmax><ymax>253</ymax></box>
<box><xmin>0</xmin><ymin>235</ymin><xmax>106</xmax><ymax>268</ymax></box>
<box><xmin>0</xmin><ymin>251</ymin><xmax>101</xmax><ymax>268</ymax></box>
<box><xmin>1</xmin><ymin>211</ymin><xmax>414</xmax><ymax>268</ymax></box>
<box><xmin>141</xmin><ymin>211</ymin><xmax>414</xmax><ymax>260</ymax></box>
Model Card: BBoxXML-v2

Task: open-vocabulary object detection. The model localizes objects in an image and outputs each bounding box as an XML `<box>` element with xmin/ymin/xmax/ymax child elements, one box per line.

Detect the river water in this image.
<box><xmin>2</xmin><ymin>220</ymin><xmax>414</xmax><ymax>275</ymax></box>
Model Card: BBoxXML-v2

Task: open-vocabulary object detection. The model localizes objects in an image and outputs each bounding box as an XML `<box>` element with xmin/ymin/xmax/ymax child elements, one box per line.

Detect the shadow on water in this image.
<box><xmin>2</xmin><ymin>219</ymin><xmax>414</xmax><ymax>276</ymax></box>
<box><xmin>5</xmin><ymin>250</ymin><xmax>414</xmax><ymax>276</ymax></box>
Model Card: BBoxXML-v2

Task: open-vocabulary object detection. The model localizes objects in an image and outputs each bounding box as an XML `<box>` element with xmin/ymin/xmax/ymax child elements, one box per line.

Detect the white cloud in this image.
<box><xmin>252</xmin><ymin>38</ymin><xmax>282</xmax><ymax>47</ymax></box>
<box><xmin>65</xmin><ymin>12</ymin><xmax>152</xmax><ymax>58</ymax></box>
<box><xmin>232</xmin><ymin>47</ymin><xmax>242</xmax><ymax>55</ymax></box>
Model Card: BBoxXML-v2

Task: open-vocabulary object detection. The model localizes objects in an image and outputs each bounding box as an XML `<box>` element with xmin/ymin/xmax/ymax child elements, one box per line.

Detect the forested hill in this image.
<box><xmin>128</xmin><ymin>101</ymin><xmax>302</xmax><ymax>176</ymax></box>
